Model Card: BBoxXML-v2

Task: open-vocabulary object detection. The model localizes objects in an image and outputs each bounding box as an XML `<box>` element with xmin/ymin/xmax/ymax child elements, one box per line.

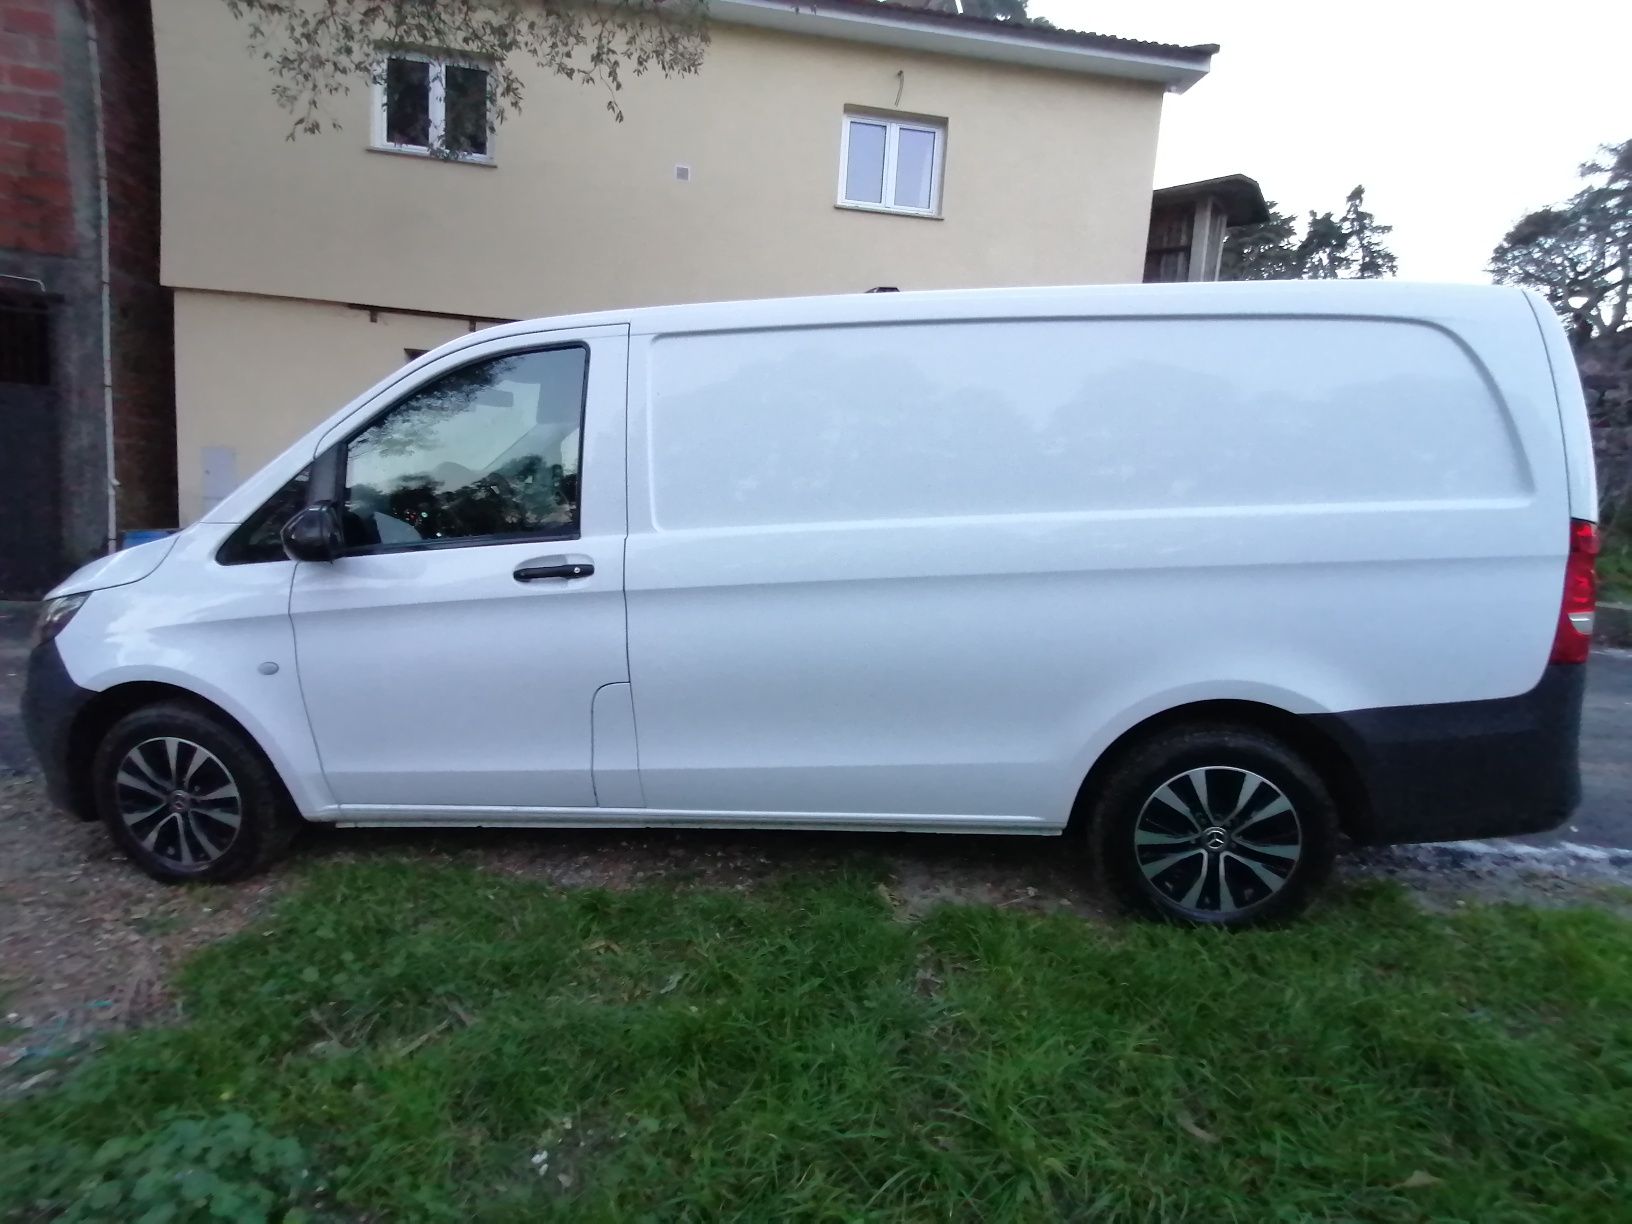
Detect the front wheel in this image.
<box><xmin>92</xmin><ymin>702</ymin><xmax>299</xmax><ymax>883</ymax></box>
<box><xmin>1087</xmin><ymin>724</ymin><xmax>1338</xmax><ymax>928</ymax></box>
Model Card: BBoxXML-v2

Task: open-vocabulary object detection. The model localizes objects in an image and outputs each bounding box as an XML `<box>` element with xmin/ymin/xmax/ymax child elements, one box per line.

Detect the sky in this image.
<box><xmin>1029</xmin><ymin>1</ymin><xmax>1632</xmax><ymax>282</ymax></box>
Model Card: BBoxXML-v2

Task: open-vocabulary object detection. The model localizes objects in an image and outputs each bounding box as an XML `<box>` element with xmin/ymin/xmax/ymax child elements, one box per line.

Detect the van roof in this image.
<box><xmin>459</xmin><ymin>281</ymin><xmax>1537</xmax><ymax>345</ymax></box>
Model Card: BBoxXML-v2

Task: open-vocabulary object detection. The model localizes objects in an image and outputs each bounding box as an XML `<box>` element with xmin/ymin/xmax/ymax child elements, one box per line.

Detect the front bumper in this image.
<box><xmin>1312</xmin><ymin>664</ymin><xmax>1586</xmax><ymax>846</ymax></box>
<box><xmin>21</xmin><ymin>638</ymin><xmax>97</xmax><ymax>817</ymax></box>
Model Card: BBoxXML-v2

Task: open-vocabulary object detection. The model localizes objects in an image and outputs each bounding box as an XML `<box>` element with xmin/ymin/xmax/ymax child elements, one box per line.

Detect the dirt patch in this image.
<box><xmin>0</xmin><ymin>776</ymin><xmax>288</xmax><ymax>1073</ymax></box>
<box><xmin>305</xmin><ymin>818</ymin><xmax>1111</xmax><ymax>920</ymax></box>
<box><xmin>7</xmin><ymin>771</ymin><xmax>1632</xmax><ymax>1080</ymax></box>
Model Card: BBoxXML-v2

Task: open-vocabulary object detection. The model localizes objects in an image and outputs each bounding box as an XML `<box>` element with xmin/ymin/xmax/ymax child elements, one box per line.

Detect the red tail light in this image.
<box><xmin>1549</xmin><ymin>519</ymin><xmax>1599</xmax><ymax>664</ymax></box>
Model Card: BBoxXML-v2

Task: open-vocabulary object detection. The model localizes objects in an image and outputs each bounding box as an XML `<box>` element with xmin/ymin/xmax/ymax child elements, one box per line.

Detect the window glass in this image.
<box><xmin>384</xmin><ymin>57</ymin><xmax>431</xmax><ymax>148</ymax></box>
<box><xmin>844</xmin><ymin>121</ymin><xmax>887</xmax><ymax>204</ymax></box>
<box><xmin>444</xmin><ymin>65</ymin><xmax>489</xmax><ymax>156</ymax></box>
<box><xmin>218</xmin><ymin>466</ymin><xmax>310</xmax><ymax>565</ymax></box>
<box><xmin>894</xmin><ymin>127</ymin><xmax>936</xmax><ymax>211</ymax></box>
<box><xmin>342</xmin><ymin>347</ymin><xmax>587</xmax><ymax>550</ymax></box>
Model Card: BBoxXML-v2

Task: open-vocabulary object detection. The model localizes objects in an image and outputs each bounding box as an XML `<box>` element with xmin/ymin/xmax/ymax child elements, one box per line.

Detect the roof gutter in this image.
<box><xmin>708</xmin><ymin>0</ymin><xmax>1214</xmax><ymax>93</ymax></box>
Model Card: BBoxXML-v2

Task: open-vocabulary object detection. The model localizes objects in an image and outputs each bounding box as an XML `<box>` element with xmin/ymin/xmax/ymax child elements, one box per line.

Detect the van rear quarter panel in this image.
<box><xmin>624</xmin><ymin>292</ymin><xmax>1569</xmax><ymax>825</ymax></box>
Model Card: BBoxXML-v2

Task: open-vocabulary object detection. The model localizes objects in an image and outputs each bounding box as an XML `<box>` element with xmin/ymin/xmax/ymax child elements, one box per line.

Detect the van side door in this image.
<box><xmin>288</xmin><ymin>327</ymin><xmax>630</xmax><ymax>815</ymax></box>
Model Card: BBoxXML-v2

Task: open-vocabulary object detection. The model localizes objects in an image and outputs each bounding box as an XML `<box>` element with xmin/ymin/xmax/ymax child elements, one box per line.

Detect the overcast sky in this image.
<box><xmin>1029</xmin><ymin>1</ymin><xmax>1631</xmax><ymax>282</ymax></box>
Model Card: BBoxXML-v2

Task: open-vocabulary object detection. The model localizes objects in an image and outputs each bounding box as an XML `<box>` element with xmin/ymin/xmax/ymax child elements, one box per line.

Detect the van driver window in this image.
<box><xmin>341</xmin><ymin>346</ymin><xmax>587</xmax><ymax>550</ymax></box>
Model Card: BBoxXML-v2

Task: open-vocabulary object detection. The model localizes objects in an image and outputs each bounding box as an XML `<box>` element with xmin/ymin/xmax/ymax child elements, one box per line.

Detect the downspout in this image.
<box><xmin>79</xmin><ymin>0</ymin><xmax>118</xmax><ymax>552</ymax></box>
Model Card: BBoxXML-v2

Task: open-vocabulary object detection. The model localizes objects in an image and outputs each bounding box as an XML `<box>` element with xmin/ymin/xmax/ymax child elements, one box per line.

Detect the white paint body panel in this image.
<box><xmin>48</xmin><ymin>283</ymin><xmax>1585</xmax><ymax>834</ymax></box>
<box><xmin>51</xmin><ymin>522</ymin><xmax>330</xmax><ymax>817</ymax></box>
<box><xmin>291</xmin><ymin>328</ymin><xmax>630</xmax><ymax>810</ymax></box>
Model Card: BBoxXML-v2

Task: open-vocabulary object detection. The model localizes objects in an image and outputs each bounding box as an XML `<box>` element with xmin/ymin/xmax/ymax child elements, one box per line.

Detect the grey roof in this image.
<box><xmin>1152</xmin><ymin>175</ymin><xmax>1271</xmax><ymax>227</ymax></box>
<box><xmin>825</xmin><ymin>0</ymin><xmax>1218</xmax><ymax>63</ymax></box>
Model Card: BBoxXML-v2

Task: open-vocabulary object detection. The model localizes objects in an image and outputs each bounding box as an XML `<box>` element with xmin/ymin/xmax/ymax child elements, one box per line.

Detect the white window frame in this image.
<box><xmin>370</xmin><ymin>50</ymin><xmax>496</xmax><ymax>165</ymax></box>
<box><xmin>836</xmin><ymin>113</ymin><xmax>945</xmax><ymax>217</ymax></box>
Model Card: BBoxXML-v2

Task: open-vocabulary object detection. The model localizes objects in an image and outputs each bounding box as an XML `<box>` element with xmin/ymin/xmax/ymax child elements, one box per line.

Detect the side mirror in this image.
<box><xmin>281</xmin><ymin>501</ymin><xmax>344</xmax><ymax>563</ymax></box>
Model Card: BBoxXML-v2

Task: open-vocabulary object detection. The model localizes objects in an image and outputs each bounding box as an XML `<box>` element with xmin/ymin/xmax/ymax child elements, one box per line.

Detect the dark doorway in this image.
<box><xmin>0</xmin><ymin>294</ymin><xmax>62</xmax><ymax>598</ymax></box>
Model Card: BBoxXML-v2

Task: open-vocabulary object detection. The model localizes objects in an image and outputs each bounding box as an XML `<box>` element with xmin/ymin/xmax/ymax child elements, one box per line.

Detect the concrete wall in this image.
<box><xmin>152</xmin><ymin>0</ymin><xmax>1164</xmax><ymax>314</ymax></box>
<box><xmin>173</xmin><ymin>291</ymin><xmax>473</xmax><ymax>519</ymax></box>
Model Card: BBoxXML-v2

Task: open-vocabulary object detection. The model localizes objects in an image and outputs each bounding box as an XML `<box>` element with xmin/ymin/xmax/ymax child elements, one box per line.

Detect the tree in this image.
<box><xmin>1217</xmin><ymin>202</ymin><xmax>1300</xmax><ymax>281</ymax></box>
<box><xmin>1295</xmin><ymin>208</ymin><xmax>1351</xmax><ymax>279</ymax></box>
<box><xmin>223</xmin><ymin>0</ymin><xmax>710</xmax><ymax>138</ymax></box>
<box><xmin>1339</xmin><ymin>185</ymin><xmax>1399</xmax><ymax>279</ymax></box>
<box><xmin>1489</xmin><ymin>139</ymin><xmax>1632</xmax><ymax>347</ymax></box>
<box><xmin>1220</xmin><ymin>185</ymin><xmax>1397</xmax><ymax>281</ymax></box>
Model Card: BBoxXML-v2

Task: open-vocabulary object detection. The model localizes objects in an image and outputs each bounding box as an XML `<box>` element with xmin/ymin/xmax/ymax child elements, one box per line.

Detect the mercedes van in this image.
<box><xmin>22</xmin><ymin>283</ymin><xmax>1599</xmax><ymax>926</ymax></box>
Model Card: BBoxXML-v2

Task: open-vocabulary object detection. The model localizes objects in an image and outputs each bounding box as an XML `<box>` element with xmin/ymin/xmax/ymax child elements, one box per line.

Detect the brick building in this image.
<box><xmin>0</xmin><ymin>0</ymin><xmax>172</xmax><ymax>597</ymax></box>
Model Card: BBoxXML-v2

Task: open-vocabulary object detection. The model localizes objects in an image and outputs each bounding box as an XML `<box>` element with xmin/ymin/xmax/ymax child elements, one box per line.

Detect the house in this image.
<box><xmin>150</xmin><ymin>0</ymin><xmax>1215</xmax><ymax>523</ymax></box>
<box><xmin>1144</xmin><ymin>174</ymin><xmax>1270</xmax><ymax>283</ymax></box>
<box><xmin>0</xmin><ymin>0</ymin><xmax>171</xmax><ymax>597</ymax></box>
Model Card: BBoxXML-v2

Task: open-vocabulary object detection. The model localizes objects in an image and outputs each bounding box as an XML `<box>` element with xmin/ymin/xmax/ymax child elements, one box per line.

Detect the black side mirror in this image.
<box><xmin>281</xmin><ymin>501</ymin><xmax>344</xmax><ymax>563</ymax></box>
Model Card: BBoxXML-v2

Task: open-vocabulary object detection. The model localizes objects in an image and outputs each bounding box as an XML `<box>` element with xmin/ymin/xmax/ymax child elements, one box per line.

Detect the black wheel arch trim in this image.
<box><xmin>1076</xmin><ymin>666</ymin><xmax>1584</xmax><ymax>849</ymax></box>
<box><xmin>22</xmin><ymin>647</ymin><xmax>291</xmax><ymax>824</ymax></box>
<box><xmin>1308</xmin><ymin>664</ymin><xmax>1584</xmax><ymax>846</ymax></box>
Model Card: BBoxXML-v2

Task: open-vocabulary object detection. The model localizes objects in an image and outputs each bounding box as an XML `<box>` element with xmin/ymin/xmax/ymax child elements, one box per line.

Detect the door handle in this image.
<box><xmin>514</xmin><ymin>554</ymin><xmax>594</xmax><ymax>583</ymax></box>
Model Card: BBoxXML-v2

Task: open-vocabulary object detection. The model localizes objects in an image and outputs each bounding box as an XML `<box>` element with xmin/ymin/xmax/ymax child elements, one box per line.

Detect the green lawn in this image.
<box><xmin>1602</xmin><ymin>522</ymin><xmax>1632</xmax><ymax>603</ymax></box>
<box><xmin>4</xmin><ymin>863</ymin><xmax>1631</xmax><ymax>1222</ymax></box>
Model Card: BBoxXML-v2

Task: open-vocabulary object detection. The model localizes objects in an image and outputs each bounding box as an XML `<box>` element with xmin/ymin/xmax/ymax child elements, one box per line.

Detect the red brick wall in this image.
<box><xmin>0</xmin><ymin>0</ymin><xmax>175</xmax><ymax>534</ymax></box>
<box><xmin>0</xmin><ymin>0</ymin><xmax>72</xmax><ymax>257</ymax></box>
<box><xmin>90</xmin><ymin>0</ymin><xmax>175</xmax><ymax>529</ymax></box>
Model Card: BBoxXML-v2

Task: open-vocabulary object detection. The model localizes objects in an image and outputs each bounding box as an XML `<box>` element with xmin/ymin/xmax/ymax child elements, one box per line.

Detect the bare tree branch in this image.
<box><xmin>221</xmin><ymin>0</ymin><xmax>710</xmax><ymax>138</ymax></box>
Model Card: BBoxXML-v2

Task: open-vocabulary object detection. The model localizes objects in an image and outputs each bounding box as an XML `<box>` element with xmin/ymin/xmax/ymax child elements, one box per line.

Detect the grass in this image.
<box><xmin>4</xmin><ymin>863</ymin><xmax>1632</xmax><ymax>1222</ymax></box>
<box><xmin>1601</xmin><ymin>521</ymin><xmax>1632</xmax><ymax>603</ymax></box>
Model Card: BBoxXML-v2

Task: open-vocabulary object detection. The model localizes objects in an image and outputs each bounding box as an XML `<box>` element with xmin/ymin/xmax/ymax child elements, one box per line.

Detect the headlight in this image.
<box><xmin>33</xmin><ymin>593</ymin><xmax>89</xmax><ymax>648</ymax></box>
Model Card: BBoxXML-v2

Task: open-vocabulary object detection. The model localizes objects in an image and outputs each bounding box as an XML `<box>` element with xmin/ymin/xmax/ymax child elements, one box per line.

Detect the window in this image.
<box><xmin>373</xmin><ymin>52</ymin><xmax>492</xmax><ymax>160</ymax></box>
<box><xmin>838</xmin><ymin>114</ymin><xmax>944</xmax><ymax>215</ymax></box>
<box><xmin>339</xmin><ymin>346</ymin><xmax>587</xmax><ymax>552</ymax></box>
<box><xmin>217</xmin><ymin>466</ymin><xmax>311</xmax><ymax>565</ymax></box>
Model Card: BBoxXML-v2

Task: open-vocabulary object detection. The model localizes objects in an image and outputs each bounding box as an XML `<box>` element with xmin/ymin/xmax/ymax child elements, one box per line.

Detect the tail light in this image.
<box><xmin>1549</xmin><ymin>519</ymin><xmax>1599</xmax><ymax>664</ymax></box>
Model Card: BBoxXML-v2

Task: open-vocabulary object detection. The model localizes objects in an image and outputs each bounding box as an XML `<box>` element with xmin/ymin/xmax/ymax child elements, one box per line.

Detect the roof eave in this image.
<box><xmin>708</xmin><ymin>0</ymin><xmax>1213</xmax><ymax>93</ymax></box>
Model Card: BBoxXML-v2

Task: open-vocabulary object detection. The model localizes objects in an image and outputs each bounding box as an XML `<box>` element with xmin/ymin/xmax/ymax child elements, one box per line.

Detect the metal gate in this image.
<box><xmin>0</xmin><ymin>295</ymin><xmax>61</xmax><ymax>598</ymax></box>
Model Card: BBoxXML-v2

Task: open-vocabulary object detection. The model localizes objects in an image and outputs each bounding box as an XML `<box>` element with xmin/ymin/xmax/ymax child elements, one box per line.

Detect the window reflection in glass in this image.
<box><xmin>444</xmin><ymin>65</ymin><xmax>489</xmax><ymax>157</ymax></box>
<box><xmin>384</xmin><ymin>58</ymin><xmax>431</xmax><ymax>148</ymax></box>
<box><xmin>844</xmin><ymin>121</ymin><xmax>887</xmax><ymax>204</ymax></box>
<box><xmin>343</xmin><ymin>347</ymin><xmax>587</xmax><ymax>550</ymax></box>
<box><xmin>894</xmin><ymin>127</ymin><xmax>936</xmax><ymax>211</ymax></box>
<box><xmin>219</xmin><ymin>466</ymin><xmax>311</xmax><ymax>565</ymax></box>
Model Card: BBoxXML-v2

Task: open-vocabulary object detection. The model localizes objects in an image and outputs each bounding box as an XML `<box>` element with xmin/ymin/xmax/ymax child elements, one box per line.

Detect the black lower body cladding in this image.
<box><xmin>21</xmin><ymin>638</ymin><xmax>98</xmax><ymax>816</ymax></box>
<box><xmin>1311</xmin><ymin>664</ymin><xmax>1585</xmax><ymax>845</ymax></box>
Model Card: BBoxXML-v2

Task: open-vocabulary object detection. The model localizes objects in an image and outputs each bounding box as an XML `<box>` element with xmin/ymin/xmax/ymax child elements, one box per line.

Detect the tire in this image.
<box><xmin>91</xmin><ymin>702</ymin><xmax>300</xmax><ymax>884</ymax></box>
<box><xmin>1087</xmin><ymin>723</ymin><xmax>1338</xmax><ymax>928</ymax></box>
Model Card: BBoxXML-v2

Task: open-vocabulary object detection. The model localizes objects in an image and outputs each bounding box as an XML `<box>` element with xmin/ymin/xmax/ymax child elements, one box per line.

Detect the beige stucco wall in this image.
<box><xmin>152</xmin><ymin>0</ymin><xmax>1164</xmax><ymax>317</ymax></box>
<box><xmin>173</xmin><ymin>291</ymin><xmax>471</xmax><ymax>520</ymax></box>
<box><xmin>155</xmin><ymin>0</ymin><xmax>1168</xmax><ymax>519</ymax></box>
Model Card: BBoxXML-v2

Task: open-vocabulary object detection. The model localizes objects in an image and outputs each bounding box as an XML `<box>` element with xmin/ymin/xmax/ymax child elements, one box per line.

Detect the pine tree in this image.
<box><xmin>1340</xmin><ymin>186</ymin><xmax>1399</xmax><ymax>279</ymax></box>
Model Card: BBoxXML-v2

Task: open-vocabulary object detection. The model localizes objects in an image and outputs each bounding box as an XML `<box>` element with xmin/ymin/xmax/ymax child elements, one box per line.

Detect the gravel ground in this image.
<box><xmin>7</xmin><ymin>771</ymin><xmax>1632</xmax><ymax>1085</ymax></box>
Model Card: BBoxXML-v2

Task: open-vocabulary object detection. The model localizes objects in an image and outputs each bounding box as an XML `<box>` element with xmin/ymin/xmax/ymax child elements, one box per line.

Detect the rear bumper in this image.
<box><xmin>21</xmin><ymin>638</ymin><xmax>96</xmax><ymax>817</ymax></box>
<box><xmin>1312</xmin><ymin>664</ymin><xmax>1585</xmax><ymax>846</ymax></box>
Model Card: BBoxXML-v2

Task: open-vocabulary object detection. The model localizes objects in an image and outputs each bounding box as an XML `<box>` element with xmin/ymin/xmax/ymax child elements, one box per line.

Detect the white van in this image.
<box><xmin>22</xmin><ymin>283</ymin><xmax>1599</xmax><ymax>926</ymax></box>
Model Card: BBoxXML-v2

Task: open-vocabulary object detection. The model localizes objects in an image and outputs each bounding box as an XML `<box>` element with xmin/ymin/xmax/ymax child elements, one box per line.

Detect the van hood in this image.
<box><xmin>46</xmin><ymin>533</ymin><xmax>179</xmax><ymax>598</ymax></box>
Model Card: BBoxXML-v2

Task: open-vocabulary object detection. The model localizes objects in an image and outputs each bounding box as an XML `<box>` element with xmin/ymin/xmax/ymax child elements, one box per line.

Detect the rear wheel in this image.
<box><xmin>1088</xmin><ymin>724</ymin><xmax>1338</xmax><ymax>928</ymax></box>
<box><xmin>92</xmin><ymin>702</ymin><xmax>299</xmax><ymax>883</ymax></box>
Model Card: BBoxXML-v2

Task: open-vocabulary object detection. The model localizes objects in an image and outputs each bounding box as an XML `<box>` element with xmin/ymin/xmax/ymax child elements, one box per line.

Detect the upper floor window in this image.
<box><xmin>838</xmin><ymin>113</ymin><xmax>944</xmax><ymax>216</ymax></box>
<box><xmin>372</xmin><ymin>52</ymin><xmax>493</xmax><ymax>162</ymax></box>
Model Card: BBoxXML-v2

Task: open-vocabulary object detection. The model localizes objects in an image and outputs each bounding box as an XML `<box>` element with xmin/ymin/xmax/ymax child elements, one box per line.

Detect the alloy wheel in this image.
<box><xmin>1133</xmin><ymin>766</ymin><xmax>1302</xmax><ymax>916</ymax></box>
<box><xmin>114</xmin><ymin>736</ymin><xmax>243</xmax><ymax>870</ymax></box>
